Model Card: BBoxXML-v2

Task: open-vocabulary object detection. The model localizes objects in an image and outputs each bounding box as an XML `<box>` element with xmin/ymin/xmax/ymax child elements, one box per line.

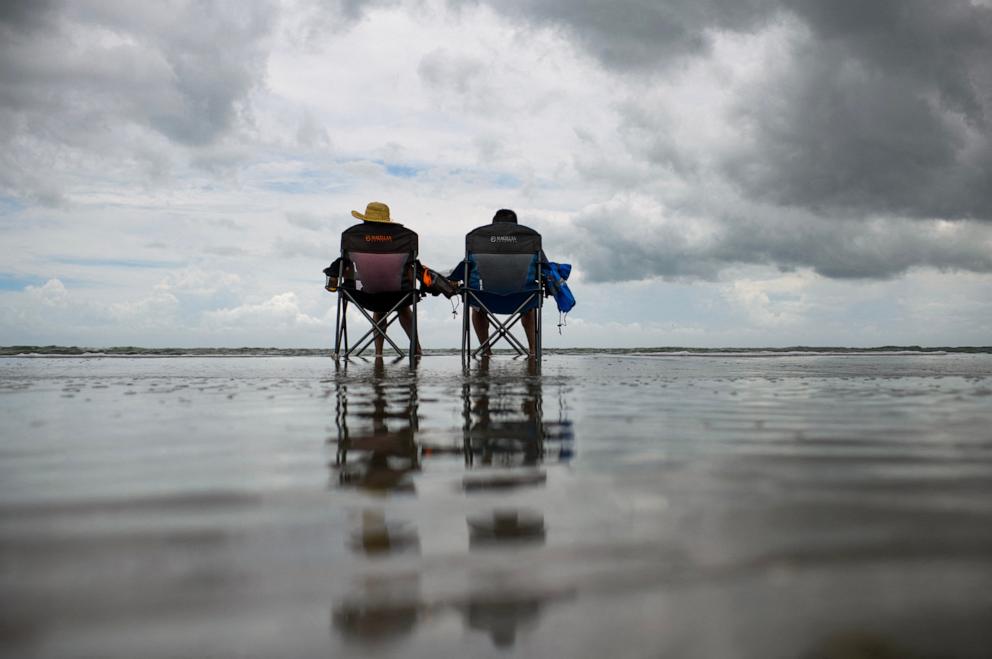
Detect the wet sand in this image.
<box><xmin>2</xmin><ymin>353</ymin><xmax>992</xmax><ymax>658</ymax></box>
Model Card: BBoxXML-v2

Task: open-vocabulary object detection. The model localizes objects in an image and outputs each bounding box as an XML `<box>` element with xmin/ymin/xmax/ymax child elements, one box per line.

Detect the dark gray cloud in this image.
<box><xmin>450</xmin><ymin>0</ymin><xmax>781</xmax><ymax>70</ymax></box>
<box><xmin>0</xmin><ymin>0</ymin><xmax>56</xmax><ymax>32</ymax></box>
<box><xmin>551</xmin><ymin>203</ymin><xmax>992</xmax><ymax>283</ymax></box>
<box><xmin>463</xmin><ymin>0</ymin><xmax>992</xmax><ymax>280</ymax></box>
<box><xmin>726</xmin><ymin>0</ymin><xmax>992</xmax><ymax>220</ymax></box>
<box><xmin>0</xmin><ymin>1</ymin><xmax>276</xmax><ymax>145</ymax></box>
<box><xmin>0</xmin><ymin>0</ymin><xmax>277</xmax><ymax>203</ymax></box>
<box><xmin>469</xmin><ymin>0</ymin><xmax>992</xmax><ymax>222</ymax></box>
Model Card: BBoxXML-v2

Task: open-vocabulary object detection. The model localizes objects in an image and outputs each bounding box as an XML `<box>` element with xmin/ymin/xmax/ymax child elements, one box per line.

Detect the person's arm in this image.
<box><xmin>446</xmin><ymin>261</ymin><xmax>467</xmax><ymax>282</ymax></box>
<box><xmin>323</xmin><ymin>258</ymin><xmax>341</xmax><ymax>291</ymax></box>
<box><xmin>323</xmin><ymin>257</ymin><xmax>354</xmax><ymax>291</ymax></box>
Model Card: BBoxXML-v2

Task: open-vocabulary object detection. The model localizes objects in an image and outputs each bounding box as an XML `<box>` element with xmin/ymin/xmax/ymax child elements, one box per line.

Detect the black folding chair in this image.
<box><xmin>459</xmin><ymin>223</ymin><xmax>545</xmax><ymax>361</ymax></box>
<box><xmin>332</xmin><ymin>223</ymin><xmax>420</xmax><ymax>366</ymax></box>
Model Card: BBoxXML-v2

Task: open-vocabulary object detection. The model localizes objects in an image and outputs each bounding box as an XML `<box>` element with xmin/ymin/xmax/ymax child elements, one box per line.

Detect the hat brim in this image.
<box><xmin>352</xmin><ymin>210</ymin><xmax>392</xmax><ymax>223</ymax></box>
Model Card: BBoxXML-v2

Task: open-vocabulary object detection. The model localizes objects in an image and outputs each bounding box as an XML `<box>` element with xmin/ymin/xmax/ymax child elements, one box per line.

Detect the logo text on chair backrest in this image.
<box><xmin>491</xmin><ymin>236</ymin><xmax>518</xmax><ymax>243</ymax></box>
<box><xmin>364</xmin><ymin>234</ymin><xmax>393</xmax><ymax>242</ymax></box>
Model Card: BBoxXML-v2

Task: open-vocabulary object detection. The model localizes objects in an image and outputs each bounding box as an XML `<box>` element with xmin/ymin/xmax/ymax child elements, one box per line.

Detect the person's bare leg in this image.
<box><xmin>521</xmin><ymin>309</ymin><xmax>537</xmax><ymax>357</ymax></box>
<box><xmin>397</xmin><ymin>307</ymin><xmax>422</xmax><ymax>356</ymax></box>
<box><xmin>372</xmin><ymin>311</ymin><xmax>385</xmax><ymax>356</ymax></box>
<box><xmin>471</xmin><ymin>308</ymin><xmax>491</xmax><ymax>355</ymax></box>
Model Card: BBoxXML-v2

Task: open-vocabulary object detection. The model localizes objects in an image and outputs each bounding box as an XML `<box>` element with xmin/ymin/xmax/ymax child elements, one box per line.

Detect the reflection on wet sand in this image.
<box><xmin>329</xmin><ymin>356</ymin><xmax>574</xmax><ymax>647</ymax></box>
<box><xmin>333</xmin><ymin>360</ymin><xmax>420</xmax><ymax>494</ymax></box>
<box><xmin>333</xmin><ymin>358</ymin><xmax>573</xmax><ymax>487</ymax></box>
<box><xmin>332</xmin><ymin>574</ymin><xmax>422</xmax><ymax>644</ymax></box>
<box><xmin>347</xmin><ymin>509</ymin><xmax>420</xmax><ymax>555</ymax></box>
<box><xmin>467</xmin><ymin>508</ymin><xmax>546</xmax><ymax>547</ymax></box>
<box><xmin>332</xmin><ymin>573</ymin><xmax>576</xmax><ymax>649</ymax></box>
<box><xmin>6</xmin><ymin>354</ymin><xmax>991</xmax><ymax>657</ymax></box>
<box><xmin>461</xmin><ymin>357</ymin><xmax>573</xmax><ymax>470</ymax></box>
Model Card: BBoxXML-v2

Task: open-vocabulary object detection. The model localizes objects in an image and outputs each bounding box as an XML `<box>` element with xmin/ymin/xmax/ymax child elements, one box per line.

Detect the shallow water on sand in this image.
<box><xmin>2</xmin><ymin>354</ymin><xmax>992</xmax><ymax>658</ymax></box>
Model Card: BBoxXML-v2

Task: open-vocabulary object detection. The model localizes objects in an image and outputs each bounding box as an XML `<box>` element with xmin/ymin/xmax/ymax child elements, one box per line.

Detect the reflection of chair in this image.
<box><xmin>459</xmin><ymin>223</ymin><xmax>545</xmax><ymax>360</ymax></box>
<box><xmin>332</xmin><ymin>223</ymin><xmax>420</xmax><ymax>365</ymax></box>
<box><xmin>459</xmin><ymin>359</ymin><xmax>565</xmax><ymax>470</ymax></box>
<box><xmin>333</xmin><ymin>360</ymin><xmax>420</xmax><ymax>492</ymax></box>
<box><xmin>462</xmin><ymin>367</ymin><xmax>544</xmax><ymax>468</ymax></box>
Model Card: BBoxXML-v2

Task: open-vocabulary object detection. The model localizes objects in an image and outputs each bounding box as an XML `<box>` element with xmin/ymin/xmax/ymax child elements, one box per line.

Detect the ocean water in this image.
<box><xmin>1</xmin><ymin>352</ymin><xmax>991</xmax><ymax>658</ymax></box>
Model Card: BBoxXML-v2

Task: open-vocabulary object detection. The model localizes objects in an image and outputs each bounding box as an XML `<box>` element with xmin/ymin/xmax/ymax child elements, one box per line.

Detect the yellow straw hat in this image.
<box><xmin>351</xmin><ymin>201</ymin><xmax>393</xmax><ymax>223</ymax></box>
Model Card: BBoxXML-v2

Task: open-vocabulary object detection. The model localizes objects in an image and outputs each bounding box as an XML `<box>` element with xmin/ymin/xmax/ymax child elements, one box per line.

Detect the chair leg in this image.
<box><xmin>410</xmin><ymin>293</ymin><xmax>418</xmax><ymax>367</ymax></box>
<box><xmin>536</xmin><ymin>296</ymin><xmax>543</xmax><ymax>363</ymax></box>
<box><xmin>475</xmin><ymin>311</ymin><xmax>528</xmax><ymax>358</ymax></box>
<box><xmin>333</xmin><ymin>292</ymin><xmax>343</xmax><ymax>360</ymax></box>
<box><xmin>461</xmin><ymin>287</ymin><xmax>470</xmax><ymax>364</ymax></box>
<box><xmin>351</xmin><ymin>311</ymin><xmax>404</xmax><ymax>357</ymax></box>
<box><xmin>536</xmin><ymin>264</ymin><xmax>543</xmax><ymax>363</ymax></box>
<box><xmin>467</xmin><ymin>291</ymin><xmax>535</xmax><ymax>358</ymax></box>
<box><xmin>342</xmin><ymin>307</ymin><xmax>349</xmax><ymax>357</ymax></box>
<box><xmin>346</xmin><ymin>293</ymin><xmax>411</xmax><ymax>359</ymax></box>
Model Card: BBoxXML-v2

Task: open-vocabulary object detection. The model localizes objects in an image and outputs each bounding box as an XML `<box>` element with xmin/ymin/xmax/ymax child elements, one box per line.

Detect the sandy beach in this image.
<box><xmin>2</xmin><ymin>352</ymin><xmax>991</xmax><ymax>658</ymax></box>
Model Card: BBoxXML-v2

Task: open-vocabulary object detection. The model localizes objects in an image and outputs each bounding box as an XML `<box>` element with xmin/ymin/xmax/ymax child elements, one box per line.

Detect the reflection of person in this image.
<box><xmin>323</xmin><ymin>201</ymin><xmax>421</xmax><ymax>356</ymax></box>
<box><xmin>334</xmin><ymin>358</ymin><xmax>420</xmax><ymax>492</ymax></box>
<box><xmin>451</xmin><ymin>209</ymin><xmax>550</xmax><ymax>357</ymax></box>
<box><xmin>463</xmin><ymin>357</ymin><xmax>544</xmax><ymax>467</ymax></box>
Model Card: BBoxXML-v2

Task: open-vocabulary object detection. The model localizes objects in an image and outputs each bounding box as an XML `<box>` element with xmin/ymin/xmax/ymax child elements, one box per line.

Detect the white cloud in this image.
<box><xmin>204</xmin><ymin>292</ymin><xmax>324</xmax><ymax>330</ymax></box>
<box><xmin>158</xmin><ymin>268</ymin><xmax>242</xmax><ymax>296</ymax></box>
<box><xmin>109</xmin><ymin>290</ymin><xmax>181</xmax><ymax>327</ymax></box>
<box><xmin>26</xmin><ymin>279</ymin><xmax>70</xmax><ymax>307</ymax></box>
<box><xmin>722</xmin><ymin>272</ymin><xmax>812</xmax><ymax>327</ymax></box>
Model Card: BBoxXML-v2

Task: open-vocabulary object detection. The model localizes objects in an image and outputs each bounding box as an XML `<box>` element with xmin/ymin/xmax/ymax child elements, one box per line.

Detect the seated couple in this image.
<box><xmin>323</xmin><ymin>202</ymin><xmax>548</xmax><ymax>357</ymax></box>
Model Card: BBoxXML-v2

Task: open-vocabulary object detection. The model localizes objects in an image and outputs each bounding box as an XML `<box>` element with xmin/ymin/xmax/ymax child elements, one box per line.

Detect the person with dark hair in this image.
<box><xmin>452</xmin><ymin>208</ymin><xmax>549</xmax><ymax>357</ymax></box>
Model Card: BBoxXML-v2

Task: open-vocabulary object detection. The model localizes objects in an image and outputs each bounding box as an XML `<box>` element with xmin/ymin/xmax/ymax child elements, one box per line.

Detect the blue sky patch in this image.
<box><xmin>382</xmin><ymin>162</ymin><xmax>424</xmax><ymax>178</ymax></box>
<box><xmin>0</xmin><ymin>273</ymin><xmax>46</xmax><ymax>290</ymax></box>
<box><xmin>0</xmin><ymin>196</ymin><xmax>25</xmax><ymax>215</ymax></box>
<box><xmin>493</xmin><ymin>173</ymin><xmax>521</xmax><ymax>188</ymax></box>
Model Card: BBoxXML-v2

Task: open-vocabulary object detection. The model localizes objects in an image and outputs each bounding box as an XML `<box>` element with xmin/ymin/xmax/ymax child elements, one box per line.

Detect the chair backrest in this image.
<box><xmin>465</xmin><ymin>223</ymin><xmax>542</xmax><ymax>294</ymax></box>
<box><xmin>349</xmin><ymin>252</ymin><xmax>410</xmax><ymax>293</ymax></box>
<box><xmin>340</xmin><ymin>222</ymin><xmax>418</xmax><ymax>294</ymax></box>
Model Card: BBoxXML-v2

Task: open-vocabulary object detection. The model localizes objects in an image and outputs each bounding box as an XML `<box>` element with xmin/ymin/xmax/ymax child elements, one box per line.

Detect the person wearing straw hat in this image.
<box><xmin>323</xmin><ymin>201</ymin><xmax>422</xmax><ymax>356</ymax></box>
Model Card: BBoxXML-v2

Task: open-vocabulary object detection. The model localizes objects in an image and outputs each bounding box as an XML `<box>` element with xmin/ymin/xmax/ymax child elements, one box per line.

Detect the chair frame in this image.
<box><xmin>459</xmin><ymin>252</ymin><xmax>544</xmax><ymax>362</ymax></box>
<box><xmin>333</xmin><ymin>257</ymin><xmax>419</xmax><ymax>366</ymax></box>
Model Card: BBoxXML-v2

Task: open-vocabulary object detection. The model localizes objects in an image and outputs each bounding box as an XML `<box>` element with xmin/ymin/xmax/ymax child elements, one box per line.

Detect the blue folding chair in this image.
<box><xmin>459</xmin><ymin>222</ymin><xmax>545</xmax><ymax>361</ymax></box>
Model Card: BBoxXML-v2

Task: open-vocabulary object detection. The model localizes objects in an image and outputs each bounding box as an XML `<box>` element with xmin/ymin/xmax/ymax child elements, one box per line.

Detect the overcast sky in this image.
<box><xmin>1</xmin><ymin>0</ymin><xmax>990</xmax><ymax>348</ymax></box>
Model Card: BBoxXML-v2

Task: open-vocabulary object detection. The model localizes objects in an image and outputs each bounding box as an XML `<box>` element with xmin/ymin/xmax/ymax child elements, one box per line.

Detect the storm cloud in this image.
<box><xmin>461</xmin><ymin>0</ymin><xmax>992</xmax><ymax>279</ymax></box>
<box><xmin>727</xmin><ymin>0</ymin><xmax>992</xmax><ymax>220</ymax></box>
<box><xmin>449</xmin><ymin>0</ymin><xmax>782</xmax><ymax>70</ymax></box>
<box><xmin>0</xmin><ymin>0</ymin><xmax>276</xmax><ymax>202</ymax></box>
<box><xmin>554</xmin><ymin>199</ymin><xmax>992</xmax><ymax>283</ymax></box>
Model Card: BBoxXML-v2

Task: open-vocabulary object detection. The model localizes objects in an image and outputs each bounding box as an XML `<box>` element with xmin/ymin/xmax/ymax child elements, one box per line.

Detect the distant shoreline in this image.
<box><xmin>2</xmin><ymin>345</ymin><xmax>990</xmax><ymax>357</ymax></box>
